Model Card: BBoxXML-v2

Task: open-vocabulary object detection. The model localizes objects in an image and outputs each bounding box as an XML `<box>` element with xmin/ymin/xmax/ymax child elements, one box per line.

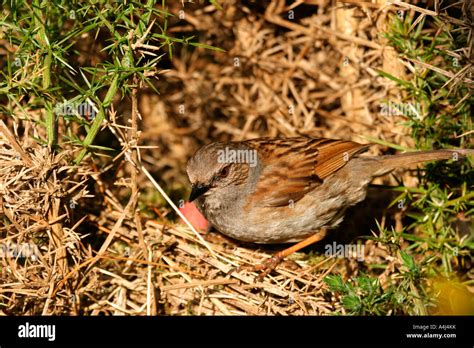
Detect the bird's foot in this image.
<box><xmin>234</xmin><ymin>254</ymin><xmax>283</xmax><ymax>280</ymax></box>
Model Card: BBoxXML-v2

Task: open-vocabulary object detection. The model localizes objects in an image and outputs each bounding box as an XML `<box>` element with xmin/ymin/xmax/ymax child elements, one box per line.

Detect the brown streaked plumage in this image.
<box><xmin>186</xmin><ymin>137</ymin><xmax>470</xmax><ymax>247</ymax></box>
<box><xmin>241</xmin><ymin>137</ymin><xmax>369</xmax><ymax>207</ymax></box>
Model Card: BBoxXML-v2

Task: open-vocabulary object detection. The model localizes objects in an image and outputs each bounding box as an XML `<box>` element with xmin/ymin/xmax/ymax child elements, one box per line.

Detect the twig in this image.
<box><xmin>160</xmin><ymin>278</ymin><xmax>240</xmax><ymax>291</ymax></box>
<box><xmin>0</xmin><ymin>120</ymin><xmax>33</xmax><ymax>166</ymax></box>
<box><xmin>141</xmin><ymin>166</ymin><xmax>217</xmax><ymax>259</ymax></box>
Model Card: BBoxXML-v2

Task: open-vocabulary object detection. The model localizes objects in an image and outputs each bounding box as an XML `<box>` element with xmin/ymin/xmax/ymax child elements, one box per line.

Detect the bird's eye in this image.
<box><xmin>219</xmin><ymin>166</ymin><xmax>230</xmax><ymax>178</ymax></box>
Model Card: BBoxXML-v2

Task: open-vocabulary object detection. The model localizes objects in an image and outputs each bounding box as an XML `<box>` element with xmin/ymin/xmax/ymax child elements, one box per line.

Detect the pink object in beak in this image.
<box><xmin>179</xmin><ymin>201</ymin><xmax>210</xmax><ymax>231</ymax></box>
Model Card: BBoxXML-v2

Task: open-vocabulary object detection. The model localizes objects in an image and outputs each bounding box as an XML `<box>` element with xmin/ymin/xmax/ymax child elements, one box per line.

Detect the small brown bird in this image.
<box><xmin>186</xmin><ymin>137</ymin><xmax>470</xmax><ymax>276</ymax></box>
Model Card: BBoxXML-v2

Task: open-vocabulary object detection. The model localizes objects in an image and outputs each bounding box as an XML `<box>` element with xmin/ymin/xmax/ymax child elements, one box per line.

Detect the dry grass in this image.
<box><xmin>1</xmin><ymin>0</ymin><xmax>472</xmax><ymax>315</ymax></box>
<box><xmin>143</xmin><ymin>0</ymin><xmax>421</xmax><ymax>188</ymax></box>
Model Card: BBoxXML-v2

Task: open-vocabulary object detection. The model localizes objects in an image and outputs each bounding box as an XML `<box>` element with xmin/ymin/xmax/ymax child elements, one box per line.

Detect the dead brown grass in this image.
<box><xmin>1</xmin><ymin>0</ymin><xmax>471</xmax><ymax>315</ymax></box>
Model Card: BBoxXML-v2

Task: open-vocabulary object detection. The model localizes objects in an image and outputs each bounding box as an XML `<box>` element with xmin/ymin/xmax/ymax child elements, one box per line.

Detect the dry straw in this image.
<box><xmin>1</xmin><ymin>0</ymin><xmax>471</xmax><ymax>315</ymax></box>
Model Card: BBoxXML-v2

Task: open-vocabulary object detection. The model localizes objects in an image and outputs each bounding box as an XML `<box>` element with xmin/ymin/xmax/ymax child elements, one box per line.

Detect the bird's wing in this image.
<box><xmin>244</xmin><ymin>137</ymin><xmax>370</xmax><ymax>207</ymax></box>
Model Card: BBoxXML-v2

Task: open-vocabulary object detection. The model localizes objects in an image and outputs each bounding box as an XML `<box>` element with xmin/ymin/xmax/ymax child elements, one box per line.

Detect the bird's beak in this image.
<box><xmin>189</xmin><ymin>184</ymin><xmax>210</xmax><ymax>202</ymax></box>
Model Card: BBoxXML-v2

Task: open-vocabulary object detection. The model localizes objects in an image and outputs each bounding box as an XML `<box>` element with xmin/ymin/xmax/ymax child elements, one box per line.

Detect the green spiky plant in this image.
<box><xmin>0</xmin><ymin>0</ymin><xmax>222</xmax><ymax>163</ymax></box>
<box><xmin>325</xmin><ymin>9</ymin><xmax>473</xmax><ymax>315</ymax></box>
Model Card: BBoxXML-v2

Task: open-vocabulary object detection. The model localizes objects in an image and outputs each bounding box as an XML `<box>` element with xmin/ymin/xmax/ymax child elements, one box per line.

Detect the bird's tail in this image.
<box><xmin>365</xmin><ymin>149</ymin><xmax>473</xmax><ymax>177</ymax></box>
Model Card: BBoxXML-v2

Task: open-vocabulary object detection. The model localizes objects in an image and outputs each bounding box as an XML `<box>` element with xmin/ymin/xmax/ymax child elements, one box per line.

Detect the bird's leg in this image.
<box><xmin>238</xmin><ymin>229</ymin><xmax>328</xmax><ymax>280</ymax></box>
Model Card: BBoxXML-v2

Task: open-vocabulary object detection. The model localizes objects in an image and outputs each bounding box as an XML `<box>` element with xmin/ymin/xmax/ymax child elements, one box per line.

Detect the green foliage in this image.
<box><xmin>0</xmin><ymin>0</ymin><xmax>221</xmax><ymax>163</ymax></box>
<box><xmin>382</xmin><ymin>14</ymin><xmax>472</xmax><ymax>152</ymax></box>
<box><xmin>324</xmin><ymin>273</ymin><xmax>418</xmax><ymax>315</ymax></box>
<box><xmin>381</xmin><ymin>12</ymin><xmax>473</xmax><ymax>280</ymax></box>
<box><xmin>325</xmin><ymin>246</ymin><xmax>430</xmax><ymax>315</ymax></box>
<box><xmin>328</xmin><ymin>11</ymin><xmax>472</xmax><ymax>316</ymax></box>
